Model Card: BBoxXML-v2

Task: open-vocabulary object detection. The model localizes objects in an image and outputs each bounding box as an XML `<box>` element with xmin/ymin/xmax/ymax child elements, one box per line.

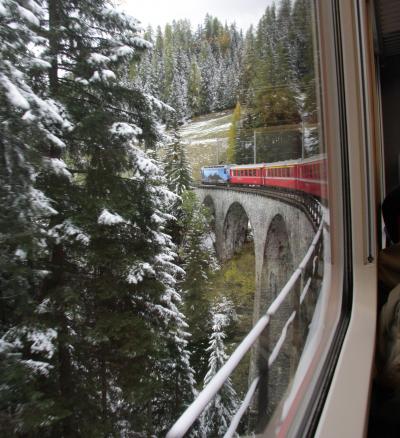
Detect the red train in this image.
<box><xmin>201</xmin><ymin>154</ymin><xmax>327</xmax><ymax>199</ymax></box>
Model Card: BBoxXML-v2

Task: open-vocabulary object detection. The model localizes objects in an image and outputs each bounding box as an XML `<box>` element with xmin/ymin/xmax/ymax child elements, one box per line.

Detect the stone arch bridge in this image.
<box><xmin>195</xmin><ymin>186</ymin><xmax>319</xmax><ymax>320</ymax></box>
<box><xmin>195</xmin><ymin>185</ymin><xmax>322</xmax><ymax>422</ymax></box>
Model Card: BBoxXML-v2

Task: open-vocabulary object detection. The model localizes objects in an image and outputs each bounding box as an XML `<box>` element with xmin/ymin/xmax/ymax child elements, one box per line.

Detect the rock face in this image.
<box><xmin>195</xmin><ymin>186</ymin><xmax>318</xmax><ymax>426</ymax></box>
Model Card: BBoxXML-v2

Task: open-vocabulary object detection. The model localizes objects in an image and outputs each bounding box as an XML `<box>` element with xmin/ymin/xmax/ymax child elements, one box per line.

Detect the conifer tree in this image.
<box><xmin>0</xmin><ymin>1</ymin><xmax>196</xmax><ymax>435</ymax></box>
<box><xmin>201</xmin><ymin>298</ymin><xmax>239</xmax><ymax>437</ymax></box>
<box><xmin>164</xmin><ymin>118</ymin><xmax>192</xmax><ymax>199</ymax></box>
<box><xmin>226</xmin><ymin>102</ymin><xmax>241</xmax><ymax>163</ymax></box>
<box><xmin>188</xmin><ymin>60</ymin><xmax>202</xmax><ymax>116</ymax></box>
<box><xmin>179</xmin><ymin>191</ymin><xmax>219</xmax><ymax>378</ymax></box>
<box><xmin>0</xmin><ymin>1</ymin><xmax>71</xmax><ymax>433</ymax></box>
<box><xmin>168</xmin><ymin>51</ymin><xmax>189</xmax><ymax>123</ymax></box>
<box><xmin>133</xmin><ymin>16</ymin><xmax>244</xmax><ymax>120</ymax></box>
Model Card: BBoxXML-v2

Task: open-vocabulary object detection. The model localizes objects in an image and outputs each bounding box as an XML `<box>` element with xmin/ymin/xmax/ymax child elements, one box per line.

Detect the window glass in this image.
<box><xmin>202</xmin><ymin>1</ymin><xmax>331</xmax><ymax>436</ymax></box>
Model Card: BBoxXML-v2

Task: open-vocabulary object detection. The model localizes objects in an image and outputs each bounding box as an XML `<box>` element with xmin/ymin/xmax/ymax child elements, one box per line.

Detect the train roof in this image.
<box><xmin>201</xmin><ymin>164</ymin><xmax>231</xmax><ymax>169</ymax></box>
<box><xmin>229</xmin><ymin>153</ymin><xmax>327</xmax><ymax>169</ymax></box>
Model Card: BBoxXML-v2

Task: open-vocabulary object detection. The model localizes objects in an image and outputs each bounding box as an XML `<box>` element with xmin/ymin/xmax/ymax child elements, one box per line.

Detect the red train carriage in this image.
<box><xmin>263</xmin><ymin>160</ymin><xmax>299</xmax><ymax>192</ymax></box>
<box><xmin>296</xmin><ymin>155</ymin><xmax>328</xmax><ymax>199</ymax></box>
<box><xmin>229</xmin><ymin>163</ymin><xmax>265</xmax><ymax>186</ymax></box>
<box><xmin>229</xmin><ymin>154</ymin><xmax>327</xmax><ymax>199</ymax></box>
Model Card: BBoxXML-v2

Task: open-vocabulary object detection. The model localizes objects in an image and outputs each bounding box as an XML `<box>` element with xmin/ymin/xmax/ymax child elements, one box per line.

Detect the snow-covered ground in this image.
<box><xmin>180</xmin><ymin>110</ymin><xmax>233</xmax><ymax>180</ymax></box>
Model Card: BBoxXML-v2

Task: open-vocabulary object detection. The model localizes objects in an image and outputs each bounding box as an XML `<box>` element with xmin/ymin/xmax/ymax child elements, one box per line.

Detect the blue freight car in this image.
<box><xmin>201</xmin><ymin>165</ymin><xmax>231</xmax><ymax>184</ymax></box>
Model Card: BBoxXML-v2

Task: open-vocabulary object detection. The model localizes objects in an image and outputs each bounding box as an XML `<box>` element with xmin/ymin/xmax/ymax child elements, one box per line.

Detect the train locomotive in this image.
<box><xmin>201</xmin><ymin>154</ymin><xmax>327</xmax><ymax>199</ymax></box>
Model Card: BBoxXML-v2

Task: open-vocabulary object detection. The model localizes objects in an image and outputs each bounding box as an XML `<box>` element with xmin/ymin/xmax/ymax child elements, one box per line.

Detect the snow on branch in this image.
<box><xmin>110</xmin><ymin>122</ymin><xmax>142</xmax><ymax>140</ymax></box>
<box><xmin>43</xmin><ymin>158</ymin><xmax>72</xmax><ymax>179</ymax></box>
<box><xmin>49</xmin><ymin>220</ymin><xmax>90</xmax><ymax>245</ymax></box>
<box><xmin>98</xmin><ymin>208</ymin><xmax>129</xmax><ymax>226</ymax></box>
<box><xmin>127</xmin><ymin>262</ymin><xmax>155</xmax><ymax>285</ymax></box>
<box><xmin>0</xmin><ymin>73</ymin><xmax>30</xmax><ymax>110</ymax></box>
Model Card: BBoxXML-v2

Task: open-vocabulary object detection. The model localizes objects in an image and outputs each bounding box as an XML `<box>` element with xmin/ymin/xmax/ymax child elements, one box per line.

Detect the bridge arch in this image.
<box><xmin>257</xmin><ymin>214</ymin><xmax>295</xmax><ymax>427</ymax></box>
<box><xmin>261</xmin><ymin>214</ymin><xmax>294</xmax><ymax>309</ymax></box>
<box><xmin>203</xmin><ymin>195</ymin><xmax>216</xmax><ymax>232</ymax></box>
<box><xmin>221</xmin><ymin>201</ymin><xmax>252</xmax><ymax>262</ymax></box>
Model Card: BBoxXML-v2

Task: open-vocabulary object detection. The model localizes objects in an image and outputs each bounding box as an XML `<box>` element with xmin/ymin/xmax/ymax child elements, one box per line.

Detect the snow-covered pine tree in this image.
<box><xmin>188</xmin><ymin>60</ymin><xmax>202</xmax><ymax>116</ymax></box>
<box><xmin>24</xmin><ymin>1</ymin><xmax>196</xmax><ymax>435</ymax></box>
<box><xmin>199</xmin><ymin>41</ymin><xmax>218</xmax><ymax>113</ymax></box>
<box><xmin>168</xmin><ymin>51</ymin><xmax>189</xmax><ymax>123</ymax></box>
<box><xmin>179</xmin><ymin>191</ymin><xmax>219</xmax><ymax>379</ymax></box>
<box><xmin>201</xmin><ymin>298</ymin><xmax>239</xmax><ymax>437</ymax></box>
<box><xmin>164</xmin><ymin>118</ymin><xmax>192</xmax><ymax>199</ymax></box>
<box><xmin>0</xmin><ymin>0</ymin><xmax>72</xmax><ymax>433</ymax></box>
<box><xmin>290</xmin><ymin>0</ymin><xmax>319</xmax><ymax>156</ymax></box>
<box><xmin>239</xmin><ymin>26</ymin><xmax>257</xmax><ymax>103</ymax></box>
<box><xmin>133</xmin><ymin>16</ymin><xmax>245</xmax><ymax>121</ymax></box>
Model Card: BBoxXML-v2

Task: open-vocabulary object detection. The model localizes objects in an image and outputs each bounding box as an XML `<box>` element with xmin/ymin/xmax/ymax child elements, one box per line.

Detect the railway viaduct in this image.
<box><xmin>195</xmin><ymin>185</ymin><xmax>320</xmax><ymax>423</ymax></box>
<box><xmin>195</xmin><ymin>186</ymin><xmax>317</xmax><ymax>317</ymax></box>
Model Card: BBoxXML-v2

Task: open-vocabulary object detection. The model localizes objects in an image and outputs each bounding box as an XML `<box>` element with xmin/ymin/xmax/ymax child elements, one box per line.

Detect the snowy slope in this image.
<box><xmin>180</xmin><ymin>110</ymin><xmax>233</xmax><ymax>181</ymax></box>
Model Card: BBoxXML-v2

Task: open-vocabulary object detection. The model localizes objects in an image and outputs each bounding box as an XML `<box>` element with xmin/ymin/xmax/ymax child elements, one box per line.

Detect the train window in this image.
<box><xmin>196</xmin><ymin>1</ymin><xmax>333</xmax><ymax>437</ymax></box>
<box><xmin>170</xmin><ymin>3</ymin><xmax>331</xmax><ymax>431</ymax></box>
